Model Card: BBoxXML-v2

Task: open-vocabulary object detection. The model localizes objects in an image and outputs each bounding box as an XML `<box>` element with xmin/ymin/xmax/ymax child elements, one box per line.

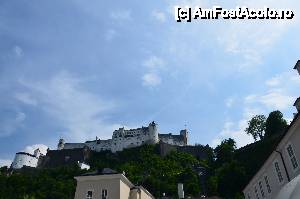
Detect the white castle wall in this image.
<box><xmin>159</xmin><ymin>136</ymin><xmax>185</xmax><ymax>146</ymax></box>
<box><xmin>11</xmin><ymin>152</ymin><xmax>39</xmax><ymax>169</ymax></box>
<box><xmin>58</xmin><ymin>122</ymin><xmax>187</xmax><ymax>153</ymax></box>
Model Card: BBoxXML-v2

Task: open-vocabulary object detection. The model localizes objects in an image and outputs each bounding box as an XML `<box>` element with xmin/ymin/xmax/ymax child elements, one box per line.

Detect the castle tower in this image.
<box><xmin>34</xmin><ymin>148</ymin><xmax>41</xmax><ymax>158</ymax></box>
<box><xmin>57</xmin><ymin>138</ymin><xmax>65</xmax><ymax>150</ymax></box>
<box><xmin>148</xmin><ymin>121</ymin><xmax>159</xmax><ymax>144</ymax></box>
<box><xmin>180</xmin><ymin>129</ymin><xmax>188</xmax><ymax>145</ymax></box>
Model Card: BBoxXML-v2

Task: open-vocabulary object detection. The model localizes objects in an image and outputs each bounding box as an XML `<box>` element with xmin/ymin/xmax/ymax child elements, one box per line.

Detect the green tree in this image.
<box><xmin>214</xmin><ymin>138</ymin><xmax>236</xmax><ymax>167</ymax></box>
<box><xmin>245</xmin><ymin>115</ymin><xmax>266</xmax><ymax>141</ymax></box>
<box><xmin>265</xmin><ymin>110</ymin><xmax>288</xmax><ymax>137</ymax></box>
<box><xmin>216</xmin><ymin>161</ymin><xmax>246</xmax><ymax>199</ymax></box>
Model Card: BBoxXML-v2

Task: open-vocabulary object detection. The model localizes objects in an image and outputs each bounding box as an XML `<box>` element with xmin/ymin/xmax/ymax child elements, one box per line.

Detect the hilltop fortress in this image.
<box><xmin>11</xmin><ymin>121</ymin><xmax>190</xmax><ymax>169</ymax></box>
<box><xmin>58</xmin><ymin>121</ymin><xmax>188</xmax><ymax>153</ymax></box>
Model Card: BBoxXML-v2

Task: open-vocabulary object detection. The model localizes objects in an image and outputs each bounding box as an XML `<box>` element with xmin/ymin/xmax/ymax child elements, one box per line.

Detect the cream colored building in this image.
<box><xmin>243</xmin><ymin>61</ymin><xmax>300</xmax><ymax>199</ymax></box>
<box><xmin>74</xmin><ymin>168</ymin><xmax>154</xmax><ymax>199</ymax></box>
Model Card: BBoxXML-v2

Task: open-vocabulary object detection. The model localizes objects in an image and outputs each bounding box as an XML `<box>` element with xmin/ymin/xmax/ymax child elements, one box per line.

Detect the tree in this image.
<box><xmin>265</xmin><ymin>110</ymin><xmax>288</xmax><ymax>138</ymax></box>
<box><xmin>216</xmin><ymin>161</ymin><xmax>247</xmax><ymax>199</ymax></box>
<box><xmin>214</xmin><ymin>138</ymin><xmax>236</xmax><ymax>167</ymax></box>
<box><xmin>245</xmin><ymin>115</ymin><xmax>266</xmax><ymax>141</ymax></box>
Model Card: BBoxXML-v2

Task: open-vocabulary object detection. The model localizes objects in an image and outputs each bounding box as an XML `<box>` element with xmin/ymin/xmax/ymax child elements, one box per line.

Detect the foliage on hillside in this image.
<box><xmin>0</xmin><ymin>165</ymin><xmax>83</xmax><ymax>199</ymax></box>
<box><xmin>0</xmin><ymin>145</ymin><xmax>206</xmax><ymax>199</ymax></box>
<box><xmin>88</xmin><ymin>144</ymin><xmax>204</xmax><ymax>197</ymax></box>
<box><xmin>235</xmin><ymin>132</ymin><xmax>284</xmax><ymax>186</ymax></box>
<box><xmin>0</xmin><ymin>110</ymin><xmax>290</xmax><ymax>199</ymax></box>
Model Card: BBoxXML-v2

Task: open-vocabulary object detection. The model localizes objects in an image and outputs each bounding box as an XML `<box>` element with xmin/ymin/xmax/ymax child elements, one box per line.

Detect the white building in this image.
<box><xmin>58</xmin><ymin>122</ymin><xmax>188</xmax><ymax>153</ymax></box>
<box><xmin>243</xmin><ymin>61</ymin><xmax>300</xmax><ymax>199</ymax></box>
<box><xmin>11</xmin><ymin>148</ymin><xmax>42</xmax><ymax>169</ymax></box>
<box><xmin>74</xmin><ymin>168</ymin><xmax>154</xmax><ymax>199</ymax></box>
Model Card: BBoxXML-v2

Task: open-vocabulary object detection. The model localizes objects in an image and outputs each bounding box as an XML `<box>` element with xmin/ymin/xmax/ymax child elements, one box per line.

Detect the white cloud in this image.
<box><xmin>23</xmin><ymin>144</ymin><xmax>49</xmax><ymax>155</ymax></box>
<box><xmin>14</xmin><ymin>92</ymin><xmax>37</xmax><ymax>106</ymax></box>
<box><xmin>246</xmin><ymin>71</ymin><xmax>300</xmax><ymax>111</ymax></box>
<box><xmin>0</xmin><ymin>159</ymin><xmax>12</xmax><ymax>167</ymax></box>
<box><xmin>265</xmin><ymin>76</ymin><xmax>280</xmax><ymax>87</ymax></box>
<box><xmin>142</xmin><ymin>56</ymin><xmax>165</xmax><ymax>71</ymax></box>
<box><xmin>110</xmin><ymin>10</ymin><xmax>131</xmax><ymax>21</ymax></box>
<box><xmin>104</xmin><ymin>29</ymin><xmax>117</xmax><ymax>41</ymax></box>
<box><xmin>212</xmin><ymin>106</ymin><xmax>261</xmax><ymax>147</ymax></box>
<box><xmin>259</xmin><ymin>89</ymin><xmax>295</xmax><ymax>110</ymax></box>
<box><xmin>212</xmin><ymin>119</ymin><xmax>254</xmax><ymax>148</ymax></box>
<box><xmin>13</xmin><ymin>45</ymin><xmax>23</xmax><ymax>57</ymax></box>
<box><xmin>142</xmin><ymin>73</ymin><xmax>162</xmax><ymax>87</ymax></box>
<box><xmin>152</xmin><ymin>10</ymin><xmax>166</xmax><ymax>22</ymax></box>
<box><xmin>18</xmin><ymin>71</ymin><xmax>122</xmax><ymax>141</ymax></box>
<box><xmin>214</xmin><ymin>69</ymin><xmax>300</xmax><ymax>148</ymax></box>
<box><xmin>0</xmin><ymin>111</ymin><xmax>26</xmax><ymax>137</ymax></box>
<box><xmin>142</xmin><ymin>56</ymin><xmax>166</xmax><ymax>87</ymax></box>
<box><xmin>164</xmin><ymin>0</ymin><xmax>299</xmax><ymax>74</ymax></box>
<box><xmin>225</xmin><ymin>96</ymin><xmax>235</xmax><ymax>108</ymax></box>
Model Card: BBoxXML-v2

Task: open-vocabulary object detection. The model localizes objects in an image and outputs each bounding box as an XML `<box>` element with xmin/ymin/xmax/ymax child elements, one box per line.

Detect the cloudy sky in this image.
<box><xmin>1</xmin><ymin>0</ymin><xmax>300</xmax><ymax>166</ymax></box>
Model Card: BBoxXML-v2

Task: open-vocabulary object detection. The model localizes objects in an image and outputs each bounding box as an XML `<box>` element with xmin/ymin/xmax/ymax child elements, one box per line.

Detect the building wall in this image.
<box><xmin>159</xmin><ymin>136</ymin><xmax>185</xmax><ymax>146</ymax></box>
<box><xmin>74</xmin><ymin>176</ymin><xmax>121</xmax><ymax>199</ymax></box>
<box><xmin>140</xmin><ymin>188</ymin><xmax>154</xmax><ymax>199</ymax></box>
<box><xmin>243</xmin><ymin>115</ymin><xmax>300</xmax><ymax>199</ymax></box>
<box><xmin>243</xmin><ymin>152</ymin><xmax>288</xmax><ymax>199</ymax></box>
<box><xmin>120</xmin><ymin>179</ymin><xmax>131</xmax><ymax>199</ymax></box>
<box><xmin>74</xmin><ymin>174</ymin><xmax>153</xmax><ymax>199</ymax></box>
<box><xmin>278</xmin><ymin>117</ymin><xmax>300</xmax><ymax>180</ymax></box>
<box><xmin>11</xmin><ymin>153</ymin><xmax>39</xmax><ymax>169</ymax></box>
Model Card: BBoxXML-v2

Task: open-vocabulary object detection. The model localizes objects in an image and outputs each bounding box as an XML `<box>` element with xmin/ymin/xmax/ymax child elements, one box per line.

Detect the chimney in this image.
<box><xmin>178</xmin><ymin>183</ymin><xmax>184</xmax><ymax>199</ymax></box>
<box><xmin>294</xmin><ymin>60</ymin><xmax>300</xmax><ymax>75</ymax></box>
<box><xmin>294</xmin><ymin>97</ymin><xmax>300</xmax><ymax>112</ymax></box>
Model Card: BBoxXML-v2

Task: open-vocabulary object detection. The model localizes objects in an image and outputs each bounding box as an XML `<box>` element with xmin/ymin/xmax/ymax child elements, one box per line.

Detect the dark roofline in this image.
<box><xmin>294</xmin><ymin>60</ymin><xmax>300</xmax><ymax>69</ymax></box>
<box><xmin>293</xmin><ymin>97</ymin><xmax>300</xmax><ymax>106</ymax></box>
<box><xmin>16</xmin><ymin>152</ymin><xmax>36</xmax><ymax>158</ymax></box>
<box><xmin>79</xmin><ymin>168</ymin><xmax>119</xmax><ymax>176</ymax></box>
<box><xmin>243</xmin><ymin>113</ymin><xmax>299</xmax><ymax>191</ymax></box>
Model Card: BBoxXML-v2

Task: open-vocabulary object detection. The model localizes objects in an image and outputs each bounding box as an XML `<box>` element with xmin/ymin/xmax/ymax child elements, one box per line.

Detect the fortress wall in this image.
<box><xmin>11</xmin><ymin>153</ymin><xmax>38</xmax><ymax>169</ymax></box>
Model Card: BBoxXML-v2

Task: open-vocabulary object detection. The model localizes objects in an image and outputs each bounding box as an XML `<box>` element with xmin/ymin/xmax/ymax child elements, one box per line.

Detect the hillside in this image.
<box><xmin>0</xmin><ymin>144</ymin><xmax>207</xmax><ymax>199</ymax></box>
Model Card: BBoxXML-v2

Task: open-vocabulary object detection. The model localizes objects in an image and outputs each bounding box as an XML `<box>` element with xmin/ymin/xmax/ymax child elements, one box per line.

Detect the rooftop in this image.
<box><xmin>80</xmin><ymin>168</ymin><xmax>119</xmax><ymax>176</ymax></box>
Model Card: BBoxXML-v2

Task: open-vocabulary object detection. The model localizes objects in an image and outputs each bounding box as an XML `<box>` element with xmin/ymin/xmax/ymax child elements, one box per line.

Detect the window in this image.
<box><xmin>264</xmin><ymin>175</ymin><xmax>271</xmax><ymax>194</ymax></box>
<box><xmin>247</xmin><ymin>193</ymin><xmax>251</xmax><ymax>199</ymax></box>
<box><xmin>287</xmin><ymin>144</ymin><xmax>299</xmax><ymax>170</ymax></box>
<box><xmin>102</xmin><ymin>189</ymin><xmax>108</xmax><ymax>199</ymax></box>
<box><xmin>254</xmin><ymin>186</ymin><xmax>260</xmax><ymax>199</ymax></box>
<box><xmin>274</xmin><ymin>161</ymin><xmax>284</xmax><ymax>183</ymax></box>
<box><xmin>259</xmin><ymin>181</ymin><xmax>265</xmax><ymax>198</ymax></box>
<box><xmin>86</xmin><ymin>191</ymin><xmax>93</xmax><ymax>199</ymax></box>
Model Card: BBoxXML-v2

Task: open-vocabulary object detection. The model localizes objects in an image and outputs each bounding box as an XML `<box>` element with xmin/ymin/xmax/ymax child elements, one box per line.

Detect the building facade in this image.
<box><xmin>74</xmin><ymin>168</ymin><xmax>154</xmax><ymax>199</ymax></box>
<box><xmin>243</xmin><ymin>61</ymin><xmax>300</xmax><ymax>199</ymax></box>
<box><xmin>59</xmin><ymin>122</ymin><xmax>188</xmax><ymax>153</ymax></box>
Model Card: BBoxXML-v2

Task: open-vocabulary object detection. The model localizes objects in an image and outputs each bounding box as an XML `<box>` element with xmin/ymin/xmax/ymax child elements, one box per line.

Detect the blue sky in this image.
<box><xmin>1</xmin><ymin>0</ymin><xmax>300</xmax><ymax>166</ymax></box>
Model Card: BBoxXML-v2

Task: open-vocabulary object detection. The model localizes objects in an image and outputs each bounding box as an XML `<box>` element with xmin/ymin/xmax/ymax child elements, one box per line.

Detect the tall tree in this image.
<box><xmin>265</xmin><ymin>110</ymin><xmax>288</xmax><ymax>137</ymax></box>
<box><xmin>245</xmin><ymin>115</ymin><xmax>266</xmax><ymax>141</ymax></box>
<box><xmin>216</xmin><ymin>160</ymin><xmax>247</xmax><ymax>199</ymax></box>
<box><xmin>214</xmin><ymin>138</ymin><xmax>236</xmax><ymax>167</ymax></box>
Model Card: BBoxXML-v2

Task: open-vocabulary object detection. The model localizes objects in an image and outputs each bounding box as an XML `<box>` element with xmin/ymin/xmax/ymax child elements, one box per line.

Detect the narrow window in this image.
<box><xmin>86</xmin><ymin>190</ymin><xmax>93</xmax><ymax>199</ymax></box>
<box><xmin>287</xmin><ymin>144</ymin><xmax>299</xmax><ymax>170</ymax></box>
<box><xmin>274</xmin><ymin>162</ymin><xmax>283</xmax><ymax>183</ymax></box>
<box><xmin>247</xmin><ymin>193</ymin><xmax>251</xmax><ymax>199</ymax></box>
<box><xmin>254</xmin><ymin>186</ymin><xmax>260</xmax><ymax>199</ymax></box>
<box><xmin>102</xmin><ymin>189</ymin><xmax>108</xmax><ymax>199</ymax></box>
<box><xmin>259</xmin><ymin>181</ymin><xmax>265</xmax><ymax>198</ymax></box>
<box><xmin>264</xmin><ymin>175</ymin><xmax>271</xmax><ymax>193</ymax></box>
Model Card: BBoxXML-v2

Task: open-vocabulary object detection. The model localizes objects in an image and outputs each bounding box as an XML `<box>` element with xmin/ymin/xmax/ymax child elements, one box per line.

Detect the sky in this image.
<box><xmin>1</xmin><ymin>0</ymin><xmax>300</xmax><ymax>167</ymax></box>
